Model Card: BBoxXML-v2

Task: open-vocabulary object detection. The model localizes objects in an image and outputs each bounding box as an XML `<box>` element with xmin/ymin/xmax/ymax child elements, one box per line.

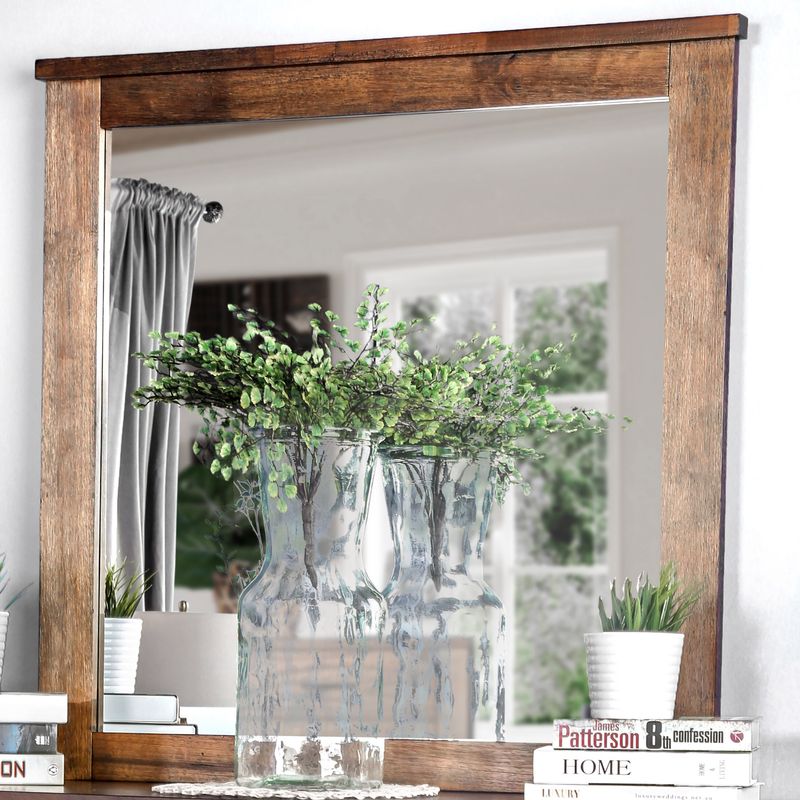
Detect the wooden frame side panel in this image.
<box><xmin>39</xmin><ymin>79</ymin><xmax>106</xmax><ymax>780</ymax></box>
<box><xmin>35</xmin><ymin>14</ymin><xmax>746</xmax><ymax>81</ymax></box>
<box><xmin>100</xmin><ymin>44</ymin><xmax>669</xmax><ymax>128</ymax></box>
<box><xmin>661</xmin><ymin>37</ymin><xmax>738</xmax><ymax>716</ymax></box>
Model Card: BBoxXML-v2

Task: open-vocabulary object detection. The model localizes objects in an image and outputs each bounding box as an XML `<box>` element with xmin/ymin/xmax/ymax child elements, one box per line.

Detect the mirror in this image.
<box><xmin>104</xmin><ymin>99</ymin><xmax>668</xmax><ymax>741</ymax></box>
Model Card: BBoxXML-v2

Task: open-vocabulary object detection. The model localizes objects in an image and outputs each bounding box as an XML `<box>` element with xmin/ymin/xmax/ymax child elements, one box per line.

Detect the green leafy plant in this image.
<box><xmin>0</xmin><ymin>552</ymin><xmax>32</xmax><ymax>611</ymax></box>
<box><xmin>104</xmin><ymin>563</ymin><xmax>153</xmax><ymax>619</ymax></box>
<box><xmin>134</xmin><ymin>285</ymin><xmax>606</xmax><ymax>502</ymax></box>
<box><xmin>175</xmin><ymin>463</ymin><xmax>265</xmax><ymax>598</ymax></box>
<box><xmin>133</xmin><ymin>285</ymin><xmax>418</xmax><ymax>487</ymax></box>
<box><xmin>598</xmin><ymin>563</ymin><xmax>701</xmax><ymax>633</ymax></box>
<box><xmin>385</xmin><ymin>331</ymin><xmax>606</xmax><ymax>501</ymax></box>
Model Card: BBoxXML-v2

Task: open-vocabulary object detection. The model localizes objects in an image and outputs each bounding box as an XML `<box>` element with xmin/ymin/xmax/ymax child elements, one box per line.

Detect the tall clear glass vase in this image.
<box><xmin>236</xmin><ymin>429</ymin><xmax>386</xmax><ymax>788</ymax></box>
<box><xmin>382</xmin><ymin>447</ymin><xmax>506</xmax><ymax>740</ymax></box>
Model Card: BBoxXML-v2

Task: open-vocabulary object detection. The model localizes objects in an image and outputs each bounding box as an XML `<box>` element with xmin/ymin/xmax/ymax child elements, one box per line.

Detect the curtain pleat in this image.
<box><xmin>107</xmin><ymin>178</ymin><xmax>203</xmax><ymax>611</ymax></box>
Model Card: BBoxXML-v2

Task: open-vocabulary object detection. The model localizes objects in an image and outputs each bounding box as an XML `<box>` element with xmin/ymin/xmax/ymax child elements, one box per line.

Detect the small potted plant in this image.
<box><xmin>103</xmin><ymin>563</ymin><xmax>152</xmax><ymax>694</ymax></box>
<box><xmin>586</xmin><ymin>563</ymin><xmax>701</xmax><ymax>720</ymax></box>
<box><xmin>0</xmin><ymin>553</ymin><xmax>32</xmax><ymax>687</ymax></box>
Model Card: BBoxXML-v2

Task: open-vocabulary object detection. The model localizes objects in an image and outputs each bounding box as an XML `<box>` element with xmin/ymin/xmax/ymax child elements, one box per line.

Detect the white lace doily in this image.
<box><xmin>151</xmin><ymin>783</ymin><xmax>440</xmax><ymax>800</ymax></box>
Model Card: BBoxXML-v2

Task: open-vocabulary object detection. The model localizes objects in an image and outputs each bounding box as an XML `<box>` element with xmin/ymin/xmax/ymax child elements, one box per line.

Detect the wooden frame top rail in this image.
<box><xmin>35</xmin><ymin>14</ymin><xmax>746</xmax><ymax>81</ymax></box>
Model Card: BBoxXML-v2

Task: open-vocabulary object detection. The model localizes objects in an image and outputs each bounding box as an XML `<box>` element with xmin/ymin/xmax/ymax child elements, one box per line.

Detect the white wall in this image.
<box><xmin>1</xmin><ymin>0</ymin><xmax>798</xmax><ymax>795</ymax></box>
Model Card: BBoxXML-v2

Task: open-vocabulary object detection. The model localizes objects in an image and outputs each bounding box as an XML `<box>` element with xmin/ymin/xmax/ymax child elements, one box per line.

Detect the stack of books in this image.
<box><xmin>527</xmin><ymin>717</ymin><xmax>760</xmax><ymax>800</ymax></box>
<box><xmin>0</xmin><ymin>693</ymin><xmax>67</xmax><ymax>786</ymax></box>
<box><xmin>103</xmin><ymin>693</ymin><xmax>196</xmax><ymax>733</ymax></box>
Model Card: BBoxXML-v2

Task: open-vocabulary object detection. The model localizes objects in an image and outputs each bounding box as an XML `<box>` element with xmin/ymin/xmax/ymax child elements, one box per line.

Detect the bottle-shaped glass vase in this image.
<box><xmin>236</xmin><ymin>429</ymin><xmax>386</xmax><ymax>788</ymax></box>
<box><xmin>382</xmin><ymin>447</ymin><xmax>506</xmax><ymax>740</ymax></box>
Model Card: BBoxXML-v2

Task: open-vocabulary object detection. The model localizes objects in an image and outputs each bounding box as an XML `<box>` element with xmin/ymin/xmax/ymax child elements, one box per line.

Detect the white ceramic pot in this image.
<box><xmin>104</xmin><ymin>617</ymin><xmax>143</xmax><ymax>694</ymax></box>
<box><xmin>0</xmin><ymin>611</ymin><xmax>8</xmax><ymax>688</ymax></box>
<box><xmin>585</xmin><ymin>631</ymin><xmax>684</xmax><ymax>719</ymax></box>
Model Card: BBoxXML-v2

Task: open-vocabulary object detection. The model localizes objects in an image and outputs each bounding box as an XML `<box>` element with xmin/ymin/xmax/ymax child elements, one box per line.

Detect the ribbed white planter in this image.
<box><xmin>0</xmin><ymin>611</ymin><xmax>8</xmax><ymax>688</ymax></box>
<box><xmin>104</xmin><ymin>617</ymin><xmax>143</xmax><ymax>694</ymax></box>
<box><xmin>585</xmin><ymin>631</ymin><xmax>684</xmax><ymax>719</ymax></box>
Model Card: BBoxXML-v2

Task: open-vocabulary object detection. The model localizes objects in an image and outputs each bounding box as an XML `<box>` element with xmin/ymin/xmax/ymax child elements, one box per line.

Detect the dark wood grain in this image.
<box><xmin>39</xmin><ymin>79</ymin><xmax>106</xmax><ymax>781</ymax></box>
<box><xmin>101</xmin><ymin>44</ymin><xmax>668</xmax><ymax>128</ymax></box>
<box><xmin>661</xmin><ymin>37</ymin><xmax>739</xmax><ymax>717</ymax></box>
<box><xmin>92</xmin><ymin>735</ymin><xmax>233</xmax><ymax>783</ymax></box>
<box><xmin>384</xmin><ymin>740</ymin><xmax>539</xmax><ymax>793</ymax></box>
<box><xmin>35</xmin><ymin>15</ymin><xmax>746</xmax><ymax>81</ymax></box>
<box><xmin>91</xmin><ymin>735</ymin><xmax>537</xmax><ymax>792</ymax></box>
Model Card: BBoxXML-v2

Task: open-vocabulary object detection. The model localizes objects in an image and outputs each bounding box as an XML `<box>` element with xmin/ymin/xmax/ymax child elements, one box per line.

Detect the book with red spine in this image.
<box><xmin>553</xmin><ymin>719</ymin><xmax>759</xmax><ymax>752</ymax></box>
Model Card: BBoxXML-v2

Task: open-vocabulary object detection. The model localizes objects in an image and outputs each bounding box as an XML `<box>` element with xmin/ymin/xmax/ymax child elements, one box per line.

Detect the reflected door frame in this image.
<box><xmin>35</xmin><ymin>14</ymin><xmax>745</xmax><ymax>787</ymax></box>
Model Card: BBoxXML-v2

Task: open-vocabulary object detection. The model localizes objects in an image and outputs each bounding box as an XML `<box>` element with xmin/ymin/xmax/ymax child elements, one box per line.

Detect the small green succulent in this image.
<box><xmin>0</xmin><ymin>552</ymin><xmax>31</xmax><ymax>612</ymax></box>
<box><xmin>598</xmin><ymin>563</ymin><xmax>701</xmax><ymax>633</ymax></box>
<box><xmin>104</xmin><ymin>563</ymin><xmax>153</xmax><ymax>619</ymax></box>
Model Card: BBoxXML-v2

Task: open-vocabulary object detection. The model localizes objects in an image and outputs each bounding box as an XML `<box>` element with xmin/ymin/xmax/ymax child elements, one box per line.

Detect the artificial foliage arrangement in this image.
<box><xmin>598</xmin><ymin>562</ymin><xmax>701</xmax><ymax>633</ymax></box>
<box><xmin>0</xmin><ymin>552</ymin><xmax>31</xmax><ymax>611</ymax></box>
<box><xmin>104</xmin><ymin>563</ymin><xmax>153</xmax><ymax>619</ymax></box>
<box><xmin>134</xmin><ymin>286</ymin><xmax>415</xmax><ymax>505</ymax></box>
<box><xmin>133</xmin><ymin>284</ymin><xmax>605</xmax><ymax>503</ymax></box>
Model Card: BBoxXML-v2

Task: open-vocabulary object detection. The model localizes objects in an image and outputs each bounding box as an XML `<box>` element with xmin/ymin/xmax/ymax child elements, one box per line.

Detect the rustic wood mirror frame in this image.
<box><xmin>35</xmin><ymin>13</ymin><xmax>746</xmax><ymax>788</ymax></box>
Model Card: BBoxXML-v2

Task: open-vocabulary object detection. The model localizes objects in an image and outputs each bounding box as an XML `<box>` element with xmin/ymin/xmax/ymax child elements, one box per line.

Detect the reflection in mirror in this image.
<box><xmin>105</xmin><ymin>101</ymin><xmax>668</xmax><ymax>741</ymax></box>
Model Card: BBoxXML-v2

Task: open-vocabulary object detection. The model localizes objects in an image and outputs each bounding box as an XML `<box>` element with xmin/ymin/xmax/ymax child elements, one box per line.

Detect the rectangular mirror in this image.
<box><xmin>103</xmin><ymin>99</ymin><xmax>668</xmax><ymax>741</ymax></box>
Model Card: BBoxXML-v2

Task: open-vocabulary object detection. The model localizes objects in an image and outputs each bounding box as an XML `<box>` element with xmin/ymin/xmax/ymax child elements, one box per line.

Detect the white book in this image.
<box><xmin>553</xmin><ymin>719</ymin><xmax>759</xmax><ymax>752</ymax></box>
<box><xmin>533</xmin><ymin>746</ymin><xmax>755</xmax><ymax>787</ymax></box>
<box><xmin>526</xmin><ymin>783</ymin><xmax>761</xmax><ymax>800</ymax></box>
<box><xmin>0</xmin><ymin>694</ymin><xmax>68</xmax><ymax>725</ymax></box>
<box><xmin>180</xmin><ymin>706</ymin><xmax>235</xmax><ymax>736</ymax></box>
<box><xmin>103</xmin><ymin>723</ymin><xmax>197</xmax><ymax>734</ymax></box>
<box><xmin>102</xmin><ymin>694</ymin><xmax>179</xmax><ymax>724</ymax></box>
<box><xmin>0</xmin><ymin>753</ymin><xmax>64</xmax><ymax>786</ymax></box>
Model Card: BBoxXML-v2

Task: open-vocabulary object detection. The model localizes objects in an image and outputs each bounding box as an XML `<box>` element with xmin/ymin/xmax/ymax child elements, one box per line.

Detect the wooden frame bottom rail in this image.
<box><xmin>92</xmin><ymin>734</ymin><xmax>539</xmax><ymax>792</ymax></box>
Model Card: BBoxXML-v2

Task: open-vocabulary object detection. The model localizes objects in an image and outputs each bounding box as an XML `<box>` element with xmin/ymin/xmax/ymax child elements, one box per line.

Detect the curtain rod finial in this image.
<box><xmin>203</xmin><ymin>201</ymin><xmax>223</xmax><ymax>224</ymax></box>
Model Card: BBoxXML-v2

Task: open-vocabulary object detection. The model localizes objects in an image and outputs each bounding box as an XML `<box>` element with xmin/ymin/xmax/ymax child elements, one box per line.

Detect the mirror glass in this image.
<box><xmin>104</xmin><ymin>100</ymin><xmax>668</xmax><ymax>740</ymax></box>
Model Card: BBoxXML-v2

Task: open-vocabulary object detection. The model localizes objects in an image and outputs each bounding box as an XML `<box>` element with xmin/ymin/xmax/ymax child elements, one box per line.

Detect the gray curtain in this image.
<box><xmin>107</xmin><ymin>178</ymin><xmax>203</xmax><ymax>611</ymax></box>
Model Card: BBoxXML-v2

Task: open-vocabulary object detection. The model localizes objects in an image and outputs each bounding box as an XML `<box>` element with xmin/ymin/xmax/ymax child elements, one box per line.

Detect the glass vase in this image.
<box><xmin>382</xmin><ymin>447</ymin><xmax>506</xmax><ymax>740</ymax></box>
<box><xmin>236</xmin><ymin>429</ymin><xmax>386</xmax><ymax>788</ymax></box>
